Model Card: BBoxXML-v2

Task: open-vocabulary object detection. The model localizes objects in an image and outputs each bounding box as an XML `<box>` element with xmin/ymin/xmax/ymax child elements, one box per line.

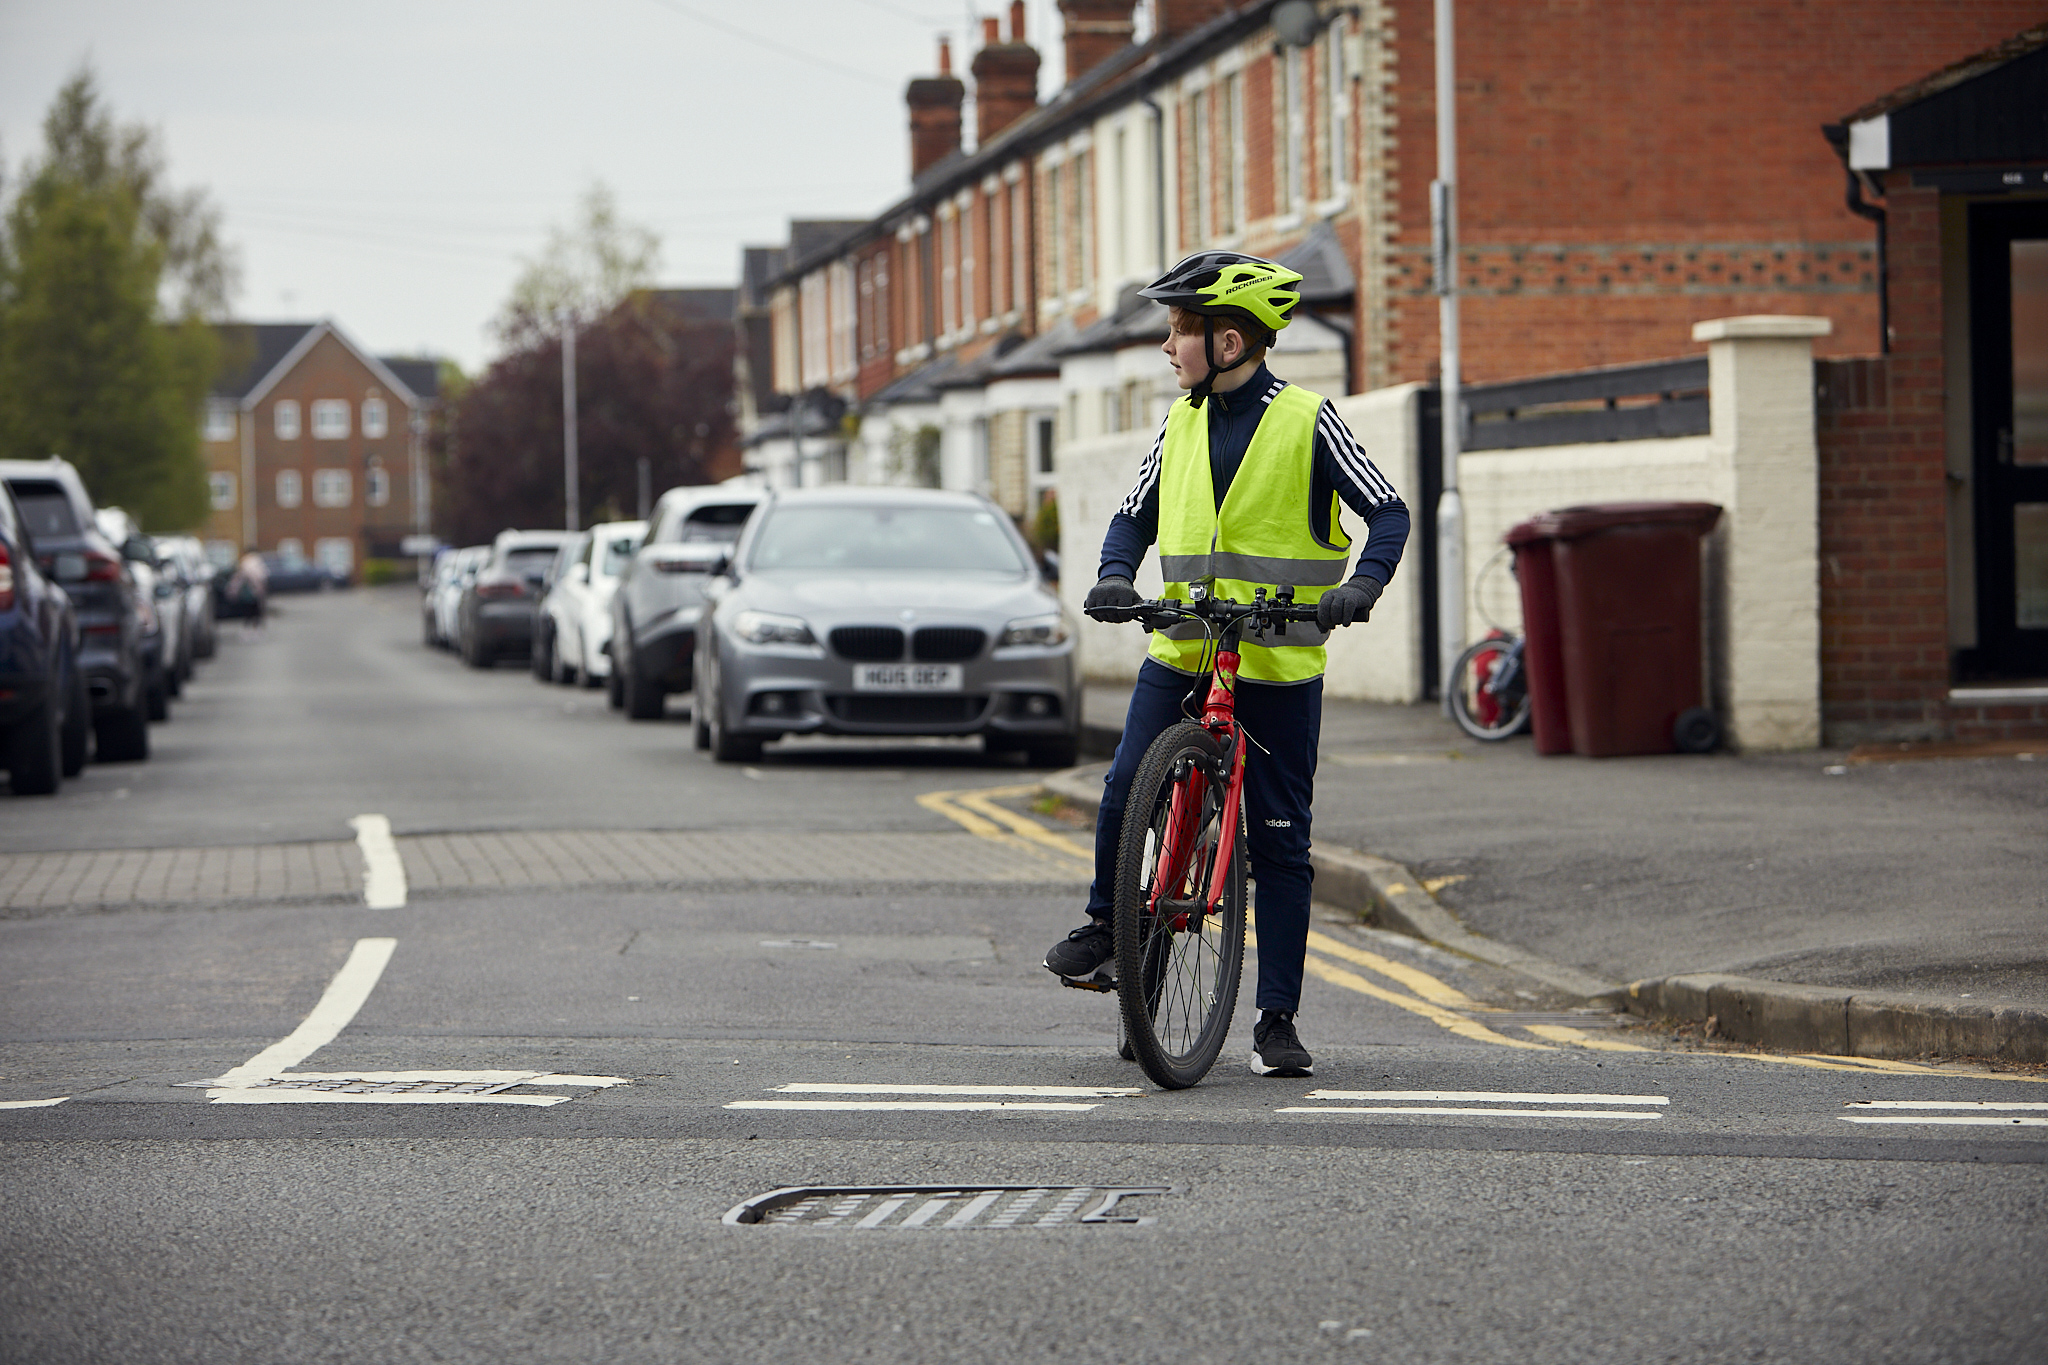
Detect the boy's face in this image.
<box><xmin>1162</xmin><ymin>311</ymin><xmax>1246</xmax><ymax>390</ymax></box>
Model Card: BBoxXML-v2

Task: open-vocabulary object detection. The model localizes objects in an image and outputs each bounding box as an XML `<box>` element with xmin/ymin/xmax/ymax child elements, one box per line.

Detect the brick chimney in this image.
<box><xmin>1057</xmin><ymin>0</ymin><xmax>1135</xmax><ymax>86</ymax></box>
<box><xmin>971</xmin><ymin>2</ymin><xmax>1040</xmax><ymax>146</ymax></box>
<box><xmin>906</xmin><ymin>37</ymin><xmax>965</xmax><ymax>178</ymax></box>
<box><xmin>1154</xmin><ymin>0</ymin><xmax>1235</xmax><ymax>40</ymax></box>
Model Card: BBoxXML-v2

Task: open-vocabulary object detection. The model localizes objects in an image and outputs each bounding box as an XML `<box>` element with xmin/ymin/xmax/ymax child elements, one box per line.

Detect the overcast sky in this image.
<box><xmin>0</xmin><ymin>0</ymin><xmax>1078</xmax><ymax>376</ymax></box>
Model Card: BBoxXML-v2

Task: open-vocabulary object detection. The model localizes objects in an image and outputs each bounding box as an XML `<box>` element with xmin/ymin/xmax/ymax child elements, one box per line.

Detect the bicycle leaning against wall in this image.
<box><xmin>1447</xmin><ymin>548</ymin><xmax>1534</xmax><ymax>743</ymax></box>
<box><xmin>1080</xmin><ymin>582</ymin><xmax>1327</xmax><ymax>1090</ymax></box>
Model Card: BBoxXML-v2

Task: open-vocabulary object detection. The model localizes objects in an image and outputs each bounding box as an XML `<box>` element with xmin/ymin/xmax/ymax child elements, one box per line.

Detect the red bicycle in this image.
<box><xmin>1092</xmin><ymin>583</ymin><xmax>1321</xmax><ymax>1089</ymax></box>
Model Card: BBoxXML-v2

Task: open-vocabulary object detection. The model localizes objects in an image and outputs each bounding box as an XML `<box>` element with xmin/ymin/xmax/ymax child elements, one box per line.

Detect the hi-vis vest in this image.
<box><xmin>1146</xmin><ymin>383</ymin><xmax>1350</xmax><ymax>683</ymax></box>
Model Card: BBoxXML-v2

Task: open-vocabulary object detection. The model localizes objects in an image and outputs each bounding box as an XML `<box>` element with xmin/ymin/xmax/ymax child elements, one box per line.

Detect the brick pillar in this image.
<box><xmin>972</xmin><ymin>5</ymin><xmax>1040</xmax><ymax>146</ymax></box>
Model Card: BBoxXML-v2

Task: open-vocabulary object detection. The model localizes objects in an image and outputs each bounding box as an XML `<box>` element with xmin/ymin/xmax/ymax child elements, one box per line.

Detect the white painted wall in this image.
<box><xmin>1325</xmin><ymin>383</ymin><xmax>1425</xmax><ymax>702</ymax></box>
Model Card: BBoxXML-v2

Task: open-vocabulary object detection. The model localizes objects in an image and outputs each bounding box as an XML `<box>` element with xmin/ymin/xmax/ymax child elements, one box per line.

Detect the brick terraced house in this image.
<box><xmin>202</xmin><ymin>321</ymin><xmax>438</xmax><ymax>577</ymax></box>
<box><xmin>736</xmin><ymin>0</ymin><xmax>2045</xmax><ymax>743</ymax></box>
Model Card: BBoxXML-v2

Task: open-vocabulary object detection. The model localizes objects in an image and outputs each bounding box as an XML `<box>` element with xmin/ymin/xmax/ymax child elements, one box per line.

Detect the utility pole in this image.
<box><xmin>561</xmin><ymin>316</ymin><xmax>580</xmax><ymax>531</ymax></box>
<box><xmin>1432</xmin><ymin>0</ymin><xmax>1464</xmax><ymax>709</ymax></box>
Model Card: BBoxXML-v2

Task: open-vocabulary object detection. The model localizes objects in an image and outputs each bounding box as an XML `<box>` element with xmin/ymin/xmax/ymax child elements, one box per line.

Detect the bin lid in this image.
<box><xmin>1504</xmin><ymin>501</ymin><xmax>1722</xmax><ymax>545</ymax></box>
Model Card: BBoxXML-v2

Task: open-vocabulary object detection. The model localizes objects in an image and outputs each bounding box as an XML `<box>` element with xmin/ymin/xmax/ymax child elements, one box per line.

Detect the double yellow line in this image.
<box><xmin>918</xmin><ymin>784</ymin><xmax>1094</xmax><ymax>867</ymax></box>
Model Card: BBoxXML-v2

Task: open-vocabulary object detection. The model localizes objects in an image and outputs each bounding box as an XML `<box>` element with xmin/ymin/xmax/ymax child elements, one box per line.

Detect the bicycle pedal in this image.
<box><xmin>1057</xmin><ymin>966</ymin><xmax>1118</xmax><ymax>992</ymax></box>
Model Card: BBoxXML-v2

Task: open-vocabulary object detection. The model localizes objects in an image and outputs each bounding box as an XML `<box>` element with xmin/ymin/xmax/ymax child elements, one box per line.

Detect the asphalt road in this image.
<box><xmin>3</xmin><ymin>589</ymin><xmax>2044</xmax><ymax>1364</ymax></box>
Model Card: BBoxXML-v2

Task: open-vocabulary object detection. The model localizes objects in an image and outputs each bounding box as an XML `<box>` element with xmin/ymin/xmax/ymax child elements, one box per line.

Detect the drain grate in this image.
<box><xmin>724</xmin><ymin>1185</ymin><xmax>1170</xmax><ymax>1229</ymax></box>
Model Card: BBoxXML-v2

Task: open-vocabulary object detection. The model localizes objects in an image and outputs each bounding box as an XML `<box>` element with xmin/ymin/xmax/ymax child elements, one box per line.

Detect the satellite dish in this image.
<box><xmin>1271</xmin><ymin>0</ymin><xmax>1323</xmax><ymax>47</ymax></box>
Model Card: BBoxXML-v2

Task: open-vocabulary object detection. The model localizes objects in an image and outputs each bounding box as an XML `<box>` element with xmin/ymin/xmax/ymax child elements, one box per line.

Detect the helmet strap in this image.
<box><xmin>1187</xmin><ymin>313</ymin><xmax>1256</xmax><ymax>410</ymax></box>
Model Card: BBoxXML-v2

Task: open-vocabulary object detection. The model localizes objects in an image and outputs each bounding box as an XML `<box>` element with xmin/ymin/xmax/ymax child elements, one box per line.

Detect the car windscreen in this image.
<box><xmin>503</xmin><ymin>547</ymin><xmax>559</xmax><ymax>578</ymax></box>
<box><xmin>748</xmin><ymin>504</ymin><xmax>1027</xmax><ymax>575</ymax></box>
<box><xmin>7</xmin><ymin>482</ymin><xmax>80</xmax><ymax>539</ymax></box>
<box><xmin>600</xmin><ymin>535</ymin><xmax>640</xmax><ymax>576</ymax></box>
<box><xmin>675</xmin><ymin>503</ymin><xmax>753</xmax><ymax>544</ymax></box>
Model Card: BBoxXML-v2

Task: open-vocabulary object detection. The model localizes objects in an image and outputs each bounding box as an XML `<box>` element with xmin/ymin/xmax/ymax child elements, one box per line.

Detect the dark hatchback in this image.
<box><xmin>0</xmin><ymin>481</ymin><xmax>88</xmax><ymax>793</ymax></box>
<box><xmin>459</xmin><ymin>529</ymin><xmax>574</xmax><ymax>667</ymax></box>
<box><xmin>0</xmin><ymin>459</ymin><xmax>150</xmax><ymax>762</ymax></box>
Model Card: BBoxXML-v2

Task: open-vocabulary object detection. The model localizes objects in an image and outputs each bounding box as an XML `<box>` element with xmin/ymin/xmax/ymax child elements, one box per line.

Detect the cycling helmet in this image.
<box><xmin>1139</xmin><ymin>251</ymin><xmax>1303</xmax><ymax>406</ymax></box>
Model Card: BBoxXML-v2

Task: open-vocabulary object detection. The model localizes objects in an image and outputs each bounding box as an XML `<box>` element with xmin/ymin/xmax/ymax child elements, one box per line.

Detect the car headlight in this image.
<box><xmin>730</xmin><ymin>609</ymin><xmax>816</xmax><ymax>647</ymax></box>
<box><xmin>998</xmin><ymin>612</ymin><xmax>1069</xmax><ymax>648</ymax></box>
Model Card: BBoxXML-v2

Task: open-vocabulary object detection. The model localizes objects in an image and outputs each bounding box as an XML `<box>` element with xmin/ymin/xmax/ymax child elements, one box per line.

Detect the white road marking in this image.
<box><xmin>1305</xmin><ymin>1090</ymin><xmax>1668</xmax><ymax>1106</ymax></box>
<box><xmin>197</xmin><ymin>937</ymin><xmax>627</xmax><ymax>1105</ymax></box>
<box><xmin>209</xmin><ymin>937</ymin><xmax>398</xmax><ymax>1087</ymax></box>
<box><xmin>1841</xmin><ymin>1115</ymin><xmax>2048</xmax><ymax>1127</ymax></box>
<box><xmin>1845</xmin><ymin>1101</ymin><xmax>2048</xmax><ymax>1111</ymax></box>
<box><xmin>771</xmin><ymin>1083</ymin><xmax>1141</xmax><ymax>1098</ymax></box>
<box><xmin>348</xmin><ymin>813</ymin><xmax>407</xmax><ymax>909</ymax></box>
<box><xmin>726</xmin><ymin>1100</ymin><xmax>1100</xmax><ymax>1112</ymax></box>
<box><xmin>1278</xmin><ymin>1106</ymin><xmax>1662</xmax><ymax>1120</ymax></box>
<box><xmin>0</xmin><ymin>1097</ymin><xmax>68</xmax><ymax>1109</ymax></box>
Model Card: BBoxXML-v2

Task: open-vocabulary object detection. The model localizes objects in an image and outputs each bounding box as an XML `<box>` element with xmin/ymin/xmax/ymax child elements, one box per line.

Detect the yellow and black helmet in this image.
<box><xmin>1138</xmin><ymin>250</ymin><xmax>1303</xmax><ymax>341</ymax></box>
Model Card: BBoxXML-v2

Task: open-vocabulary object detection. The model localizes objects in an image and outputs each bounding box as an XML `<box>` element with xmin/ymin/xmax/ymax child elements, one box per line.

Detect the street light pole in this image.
<box><xmin>561</xmin><ymin>316</ymin><xmax>580</xmax><ymax>531</ymax></box>
<box><xmin>1432</xmin><ymin>0</ymin><xmax>1464</xmax><ymax>709</ymax></box>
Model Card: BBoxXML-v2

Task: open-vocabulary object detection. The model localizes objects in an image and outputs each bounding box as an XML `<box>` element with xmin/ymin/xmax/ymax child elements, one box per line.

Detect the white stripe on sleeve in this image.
<box><xmin>1117</xmin><ymin>415</ymin><xmax>1170</xmax><ymax>517</ymax></box>
<box><xmin>1316</xmin><ymin>405</ymin><xmax>1398</xmax><ymax>505</ymax></box>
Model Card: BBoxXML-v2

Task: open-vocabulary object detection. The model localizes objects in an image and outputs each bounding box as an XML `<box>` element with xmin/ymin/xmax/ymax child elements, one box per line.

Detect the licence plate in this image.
<box><xmin>853</xmin><ymin>664</ymin><xmax>963</xmax><ymax>692</ymax></box>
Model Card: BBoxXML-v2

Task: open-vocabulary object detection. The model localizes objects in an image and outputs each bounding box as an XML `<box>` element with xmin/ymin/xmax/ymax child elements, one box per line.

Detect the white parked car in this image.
<box><xmin>538</xmin><ymin>520</ymin><xmax>644</xmax><ymax>686</ymax></box>
<box><xmin>431</xmin><ymin>546</ymin><xmax>488</xmax><ymax>649</ymax></box>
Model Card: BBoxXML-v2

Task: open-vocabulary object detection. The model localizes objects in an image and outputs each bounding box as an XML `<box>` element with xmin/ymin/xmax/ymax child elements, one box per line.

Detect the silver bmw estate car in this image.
<box><xmin>693</xmin><ymin>487</ymin><xmax>1079</xmax><ymax>766</ymax></box>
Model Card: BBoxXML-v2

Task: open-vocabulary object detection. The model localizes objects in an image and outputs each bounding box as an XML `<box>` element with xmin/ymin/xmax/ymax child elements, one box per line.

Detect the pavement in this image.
<box><xmin>1053</xmin><ymin>682</ymin><xmax>2048</xmax><ymax>1064</ymax></box>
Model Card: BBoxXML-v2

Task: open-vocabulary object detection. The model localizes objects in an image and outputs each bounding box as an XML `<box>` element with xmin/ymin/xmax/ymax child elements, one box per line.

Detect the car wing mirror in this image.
<box><xmin>572</xmin><ymin>562</ymin><xmax>590</xmax><ymax>584</ymax></box>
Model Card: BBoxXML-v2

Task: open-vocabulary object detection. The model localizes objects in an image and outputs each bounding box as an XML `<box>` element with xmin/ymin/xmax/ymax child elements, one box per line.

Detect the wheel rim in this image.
<box><xmin>1130</xmin><ymin>759</ymin><xmax>1236</xmax><ymax>1066</ymax></box>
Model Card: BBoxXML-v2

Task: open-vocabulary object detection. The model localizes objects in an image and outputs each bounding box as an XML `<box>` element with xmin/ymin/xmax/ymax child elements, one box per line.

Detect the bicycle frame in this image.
<box><xmin>1147</xmin><ymin>648</ymin><xmax>1246</xmax><ymax>934</ymax></box>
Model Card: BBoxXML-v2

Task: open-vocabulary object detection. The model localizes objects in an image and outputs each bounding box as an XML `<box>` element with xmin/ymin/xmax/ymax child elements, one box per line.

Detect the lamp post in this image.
<box><xmin>1431</xmin><ymin>0</ymin><xmax>1464</xmax><ymax>709</ymax></box>
<box><xmin>561</xmin><ymin>314</ymin><xmax>580</xmax><ymax>531</ymax></box>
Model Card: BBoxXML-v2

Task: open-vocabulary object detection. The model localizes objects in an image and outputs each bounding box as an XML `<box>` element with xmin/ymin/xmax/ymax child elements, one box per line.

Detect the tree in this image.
<box><xmin>495</xmin><ymin>182</ymin><xmax>659</xmax><ymax>344</ymax></box>
<box><xmin>0</xmin><ymin>69</ymin><xmax>237</xmax><ymax>530</ymax></box>
<box><xmin>437</xmin><ymin>293</ymin><xmax>737</xmax><ymax>546</ymax></box>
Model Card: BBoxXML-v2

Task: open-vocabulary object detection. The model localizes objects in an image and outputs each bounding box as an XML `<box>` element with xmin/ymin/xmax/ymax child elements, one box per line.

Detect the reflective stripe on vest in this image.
<box><xmin>1147</xmin><ymin>384</ymin><xmax>1350</xmax><ymax>682</ymax></box>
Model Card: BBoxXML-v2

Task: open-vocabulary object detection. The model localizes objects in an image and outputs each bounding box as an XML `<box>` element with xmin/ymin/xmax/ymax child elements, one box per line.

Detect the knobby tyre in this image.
<box><xmin>1448</xmin><ymin>636</ymin><xmax>1532</xmax><ymax>742</ymax></box>
<box><xmin>1112</xmin><ymin>721</ymin><xmax>1246</xmax><ymax>1089</ymax></box>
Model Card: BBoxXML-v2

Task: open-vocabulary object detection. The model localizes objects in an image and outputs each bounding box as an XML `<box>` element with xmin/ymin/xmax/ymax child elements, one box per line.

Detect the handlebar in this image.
<box><xmin>1085</xmin><ymin>590</ymin><xmax>1324</xmax><ymax>631</ymax></box>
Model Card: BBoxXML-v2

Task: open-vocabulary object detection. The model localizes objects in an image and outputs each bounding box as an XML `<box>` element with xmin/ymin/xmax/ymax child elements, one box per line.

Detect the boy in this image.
<box><xmin>1045</xmin><ymin>251</ymin><xmax>1409</xmax><ymax>1078</ymax></box>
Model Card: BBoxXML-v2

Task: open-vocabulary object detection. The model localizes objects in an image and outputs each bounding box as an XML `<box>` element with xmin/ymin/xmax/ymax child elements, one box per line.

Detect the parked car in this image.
<box><xmin>530</xmin><ymin>532</ymin><xmax>589</xmax><ymax>683</ymax></box>
<box><xmin>422</xmin><ymin>548</ymin><xmax>461</xmax><ymax>646</ymax></box>
<box><xmin>97</xmin><ymin>509</ymin><xmax>174</xmax><ymax>721</ymax></box>
<box><xmin>538</xmin><ymin>519</ymin><xmax>644</xmax><ymax>688</ymax></box>
<box><xmin>264</xmin><ymin>548</ymin><xmax>348</xmax><ymax>594</ymax></box>
<box><xmin>0</xmin><ymin>481</ymin><xmax>87</xmax><ymax>794</ymax></box>
<box><xmin>457</xmin><ymin>529</ymin><xmax>574</xmax><ymax>668</ymax></box>
<box><xmin>693</xmin><ymin>487</ymin><xmax>1080</xmax><ymax>765</ymax></box>
<box><xmin>153</xmin><ymin>535</ymin><xmax>218</xmax><ymax>661</ymax></box>
<box><xmin>611</xmin><ymin>488</ymin><xmax>759</xmax><ymax>719</ymax></box>
<box><xmin>431</xmin><ymin>546</ymin><xmax>488</xmax><ymax>648</ymax></box>
<box><xmin>0</xmin><ymin>458</ymin><xmax>150</xmax><ymax>761</ymax></box>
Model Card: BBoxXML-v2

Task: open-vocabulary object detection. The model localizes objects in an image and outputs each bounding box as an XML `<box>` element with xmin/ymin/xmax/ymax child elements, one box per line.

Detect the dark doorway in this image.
<box><xmin>1963</xmin><ymin>200</ymin><xmax>2048</xmax><ymax>679</ymax></box>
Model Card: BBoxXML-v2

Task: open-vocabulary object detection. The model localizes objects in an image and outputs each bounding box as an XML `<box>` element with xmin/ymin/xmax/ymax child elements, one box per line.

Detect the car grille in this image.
<box><xmin>912</xmin><ymin>627</ymin><xmax>986</xmax><ymax>662</ymax></box>
<box><xmin>826</xmin><ymin>694</ymin><xmax>988</xmax><ymax>725</ymax></box>
<box><xmin>830</xmin><ymin>626</ymin><xmax>905</xmax><ymax>661</ymax></box>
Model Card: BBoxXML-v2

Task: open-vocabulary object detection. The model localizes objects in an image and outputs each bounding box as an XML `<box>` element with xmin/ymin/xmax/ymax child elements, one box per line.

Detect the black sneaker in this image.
<box><xmin>1045</xmin><ymin>920</ymin><xmax>1114</xmax><ymax>978</ymax></box>
<box><xmin>1250</xmin><ymin>1011</ymin><xmax>1313</xmax><ymax>1077</ymax></box>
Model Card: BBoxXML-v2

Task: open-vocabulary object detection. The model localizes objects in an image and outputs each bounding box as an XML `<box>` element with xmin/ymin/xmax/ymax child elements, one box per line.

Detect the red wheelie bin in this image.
<box><xmin>1505</xmin><ymin>502</ymin><xmax>1722</xmax><ymax>757</ymax></box>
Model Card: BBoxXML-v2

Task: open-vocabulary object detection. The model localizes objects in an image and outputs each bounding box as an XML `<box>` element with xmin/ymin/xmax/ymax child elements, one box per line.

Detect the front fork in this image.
<box><xmin>1147</xmin><ymin>651</ymin><xmax>1245</xmax><ymax>930</ymax></box>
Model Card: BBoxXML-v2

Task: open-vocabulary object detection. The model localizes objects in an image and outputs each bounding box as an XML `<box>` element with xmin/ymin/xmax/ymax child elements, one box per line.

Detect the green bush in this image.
<box><xmin>361</xmin><ymin>558</ymin><xmax>402</xmax><ymax>586</ymax></box>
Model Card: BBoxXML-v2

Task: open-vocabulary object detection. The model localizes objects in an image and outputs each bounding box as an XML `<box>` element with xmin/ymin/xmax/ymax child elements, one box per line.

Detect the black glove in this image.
<box><xmin>1084</xmin><ymin>575</ymin><xmax>1143</xmax><ymax>621</ymax></box>
<box><xmin>1316</xmin><ymin>576</ymin><xmax>1383</xmax><ymax>631</ymax></box>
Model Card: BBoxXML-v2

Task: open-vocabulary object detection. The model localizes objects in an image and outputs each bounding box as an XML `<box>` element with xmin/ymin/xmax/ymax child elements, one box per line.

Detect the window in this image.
<box><xmin>315</xmin><ymin>537</ymin><xmax>354</xmax><ymax>577</ymax></box>
<box><xmin>209</xmin><ymin>471</ymin><xmax>237</xmax><ymax>511</ymax></box>
<box><xmin>1044</xmin><ymin>164</ymin><xmax>1064</xmax><ymax>300</ymax></box>
<box><xmin>366</xmin><ymin>462</ymin><xmax>390</xmax><ymax>508</ymax></box>
<box><xmin>1010</xmin><ymin>181</ymin><xmax>1028</xmax><ymax>314</ymax></box>
<box><xmin>1220</xmin><ymin>73</ymin><xmax>1242</xmax><ymax>234</ymax></box>
<box><xmin>205</xmin><ymin>539</ymin><xmax>237</xmax><ymax>569</ymax></box>
<box><xmin>313</xmin><ymin>469</ymin><xmax>351</xmax><ymax>508</ymax></box>
<box><xmin>276</xmin><ymin>470</ymin><xmax>302</xmax><ymax>508</ymax></box>
<box><xmin>1191</xmin><ymin>88</ymin><xmax>1212</xmax><ymax>241</ymax></box>
<box><xmin>1036</xmin><ymin>416</ymin><xmax>1056</xmax><ymax>475</ymax></box>
<box><xmin>311</xmin><ymin>399</ymin><xmax>349</xmax><ymax>439</ymax></box>
<box><xmin>274</xmin><ymin>400</ymin><xmax>301</xmax><ymax>440</ymax></box>
<box><xmin>362</xmin><ymin>397</ymin><xmax>389</xmax><ymax>439</ymax></box>
<box><xmin>203</xmin><ymin>402</ymin><xmax>235</xmax><ymax>442</ymax></box>
<box><xmin>277</xmin><ymin>537</ymin><xmax>305</xmax><ymax>563</ymax></box>
<box><xmin>1326</xmin><ymin>26</ymin><xmax>1348</xmax><ymax>194</ymax></box>
<box><xmin>1281</xmin><ymin>46</ymin><xmax>1305</xmax><ymax>211</ymax></box>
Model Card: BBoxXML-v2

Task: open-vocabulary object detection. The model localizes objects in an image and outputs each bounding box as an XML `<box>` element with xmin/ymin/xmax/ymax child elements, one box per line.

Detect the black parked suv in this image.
<box><xmin>0</xmin><ymin>481</ymin><xmax>88</xmax><ymax>793</ymax></box>
<box><xmin>0</xmin><ymin>459</ymin><xmax>151</xmax><ymax>762</ymax></box>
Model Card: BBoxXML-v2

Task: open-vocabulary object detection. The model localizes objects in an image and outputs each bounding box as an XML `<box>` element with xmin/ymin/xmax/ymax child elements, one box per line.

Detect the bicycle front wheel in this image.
<box><xmin>1449</xmin><ymin>637</ymin><xmax>1532</xmax><ymax>742</ymax></box>
<box><xmin>1113</xmin><ymin>721</ymin><xmax>1247</xmax><ymax>1090</ymax></box>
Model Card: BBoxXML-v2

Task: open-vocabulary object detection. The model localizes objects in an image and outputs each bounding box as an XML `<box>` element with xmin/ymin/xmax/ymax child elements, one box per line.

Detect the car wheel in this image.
<box><xmin>625</xmin><ymin>659</ymin><xmax>665</xmax><ymax>720</ymax></box>
<box><xmin>7</xmin><ymin>687</ymin><xmax>63</xmax><ymax>796</ymax></box>
<box><xmin>1028</xmin><ymin>735</ymin><xmax>1081</xmax><ymax>769</ymax></box>
<box><xmin>166</xmin><ymin>656</ymin><xmax>184</xmax><ymax>699</ymax></box>
<box><xmin>692</xmin><ymin>692</ymin><xmax>711</xmax><ymax>750</ymax></box>
<box><xmin>60</xmin><ymin>663</ymin><xmax>89</xmax><ymax>777</ymax></box>
<box><xmin>607</xmin><ymin>667</ymin><xmax>624</xmax><ymax>710</ymax></box>
<box><xmin>531</xmin><ymin>623</ymin><xmax>553</xmax><ymax>681</ymax></box>
<box><xmin>94</xmin><ymin>703</ymin><xmax>149</xmax><ymax>763</ymax></box>
<box><xmin>146</xmin><ymin>668</ymin><xmax>170</xmax><ymax>722</ymax></box>
<box><xmin>463</xmin><ymin>632</ymin><xmax>490</xmax><ymax>669</ymax></box>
